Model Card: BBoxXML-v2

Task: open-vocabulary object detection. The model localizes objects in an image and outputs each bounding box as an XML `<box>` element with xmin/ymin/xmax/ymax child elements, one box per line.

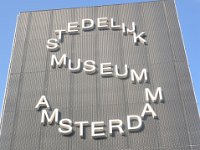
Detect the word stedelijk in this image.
<box><xmin>46</xmin><ymin>17</ymin><xmax>147</xmax><ymax>52</ymax></box>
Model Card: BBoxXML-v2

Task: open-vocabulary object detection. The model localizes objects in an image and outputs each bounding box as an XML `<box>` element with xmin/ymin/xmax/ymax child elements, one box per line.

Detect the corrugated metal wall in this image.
<box><xmin>0</xmin><ymin>0</ymin><xmax>200</xmax><ymax>149</ymax></box>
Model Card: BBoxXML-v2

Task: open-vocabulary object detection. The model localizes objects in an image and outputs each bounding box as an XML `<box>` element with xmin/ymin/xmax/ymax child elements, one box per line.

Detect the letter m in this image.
<box><xmin>145</xmin><ymin>87</ymin><xmax>163</xmax><ymax>103</ymax></box>
<box><xmin>51</xmin><ymin>54</ymin><xmax>67</xmax><ymax>68</ymax></box>
<box><xmin>131</xmin><ymin>68</ymin><xmax>148</xmax><ymax>83</ymax></box>
<box><xmin>41</xmin><ymin>109</ymin><xmax>59</xmax><ymax>125</ymax></box>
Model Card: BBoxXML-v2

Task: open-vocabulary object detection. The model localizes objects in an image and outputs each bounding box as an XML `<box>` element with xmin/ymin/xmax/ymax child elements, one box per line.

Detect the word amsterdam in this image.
<box><xmin>35</xmin><ymin>88</ymin><xmax>163</xmax><ymax>139</ymax></box>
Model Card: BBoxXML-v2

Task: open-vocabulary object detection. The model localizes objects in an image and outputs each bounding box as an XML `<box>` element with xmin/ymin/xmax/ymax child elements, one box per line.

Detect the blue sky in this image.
<box><xmin>0</xmin><ymin>0</ymin><xmax>199</xmax><ymax>113</ymax></box>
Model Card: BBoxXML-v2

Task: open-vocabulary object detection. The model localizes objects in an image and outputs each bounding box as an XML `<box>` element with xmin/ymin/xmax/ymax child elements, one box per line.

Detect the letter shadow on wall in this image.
<box><xmin>70</xmin><ymin>61</ymin><xmax>83</xmax><ymax>74</ymax></box>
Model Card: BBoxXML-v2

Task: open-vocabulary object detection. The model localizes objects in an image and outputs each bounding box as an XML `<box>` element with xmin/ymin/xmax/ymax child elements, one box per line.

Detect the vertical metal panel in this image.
<box><xmin>24</xmin><ymin>11</ymin><xmax>51</xmax><ymax>73</ymax></box>
<box><xmin>163</xmin><ymin>0</ymin><xmax>180</xmax><ymax>30</ymax></box>
<box><xmin>12</xmin><ymin>110</ymin><xmax>41</xmax><ymax>150</ymax></box>
<box><xmin>10</xmin><ymin>13</ymin><xmax>29</xmax><ymax>74</ymax></box>
<box><xmin>40</xmin><ymin>109</ymin><xmax>71</xmax><ymax>150</ymax></box>
<box><xmin>175</xmin><ymin>61</ymin><xmax>200</xmax><ymax>146</ymax></box>
<box><xmin>151</xmin><ymin>63</ymin><xmax>181</xmax><ymax>103</ymax></box>
<box><xmin>97</xmin><ymin>104</ymin><xmax>128</xmax><ymax>150</ymax></box>
<box><xmin>28</xmin><ymin>11</ymin><xmax>51</xmax><ymax>39</ymax></box>
<box><xmin>127</xmin><ymin>103</ymin><xmax>160</xmax><ymax>150</ymax></box>
<box><xmin>95</xmin><ymin>5</ymin><xmax>129</xmax><ymax>149</ymax></box>
<box><xmin>163</xmin><ymin>0</ymin><xmax>187</xmax><ymax>62</ymax></box>
<box><xmin>0</xmin><ymin>112</ymin><xmax>15</xmax><ymax>150</ymax></box>
<box><xmin>17</xmin><ymin>72</ymin><xmax>45</xmax><ymax>111</ymax></box>
<box><xmin>120</xmin><ymin>3</ymin><xmax>148</xmax><ymax>66</ymax></box>
<box><xmin>143</xmin><ymin>2</ymin><xmax>174</xmax><ymax>64</ymax></box>
<box><xmin>71</xmin><ymin>106</ymin><xmax>98</xmax><ymax>150</ymax></box>
<box><xmin>156</xmin><ymin>100</ymin><xmax>190</xmax><ymax>149</ymax></box>
<box><xmin>2</xmin><ymin>74</ymin><xmax>20</xmax><ymax>112</ymax></box>
<box><xmin>46</xmin><ymin>70</ymin><xmax>71</xmax><ymax>109</ymax></box>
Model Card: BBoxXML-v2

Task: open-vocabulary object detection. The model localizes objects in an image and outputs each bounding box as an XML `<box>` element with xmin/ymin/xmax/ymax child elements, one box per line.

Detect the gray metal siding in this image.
<box><xmin>1</xmin><ymin>0</ymin><xmax>199</xmax><ymax>150</ymax></box>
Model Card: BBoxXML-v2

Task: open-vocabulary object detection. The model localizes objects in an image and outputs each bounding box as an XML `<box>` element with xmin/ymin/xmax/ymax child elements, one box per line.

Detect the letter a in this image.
<box><xmin>141</xmin><ymin>103</ymin><xmax>158</xmax><ymax>119</ymax></box>
<box><xmin>35</xmin><ymin>95</ymin><xmax>51</xmax><ymax>111</ymax></box>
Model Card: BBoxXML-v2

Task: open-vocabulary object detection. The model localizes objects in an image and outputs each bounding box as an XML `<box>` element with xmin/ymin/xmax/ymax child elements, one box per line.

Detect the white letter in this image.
<box><xmin>100</xmin><ymin>63</ymin><xmax>113</xmax><ymax>77</ymax></box>
<box><xmin>127</xmin><ymin>115</ymin><xmax>143</xmax><ymax>132</ymax></box>
<box><xmin>122</xmin><ymin>23</ymin><xmax>126</xmax><ymax>35</ymax></box>
<box><xmin>68</xmin><ymin>22</ymin><xmax>79</xmax><ymax>34</ymax></box>
<box><xmin>114</xmin><ymin>64</ymin><xmax>128</xmax><ymax>79</ymax></box>
<box><xmin>145</xmin><ymin>87</ymin><xmax>163</xmax><ymax>103</ymax></box>
<box><xmin>51</xmin><ymin>54</ymin><xmax>67</xmax><ymax>68</ymax></box>
<box><xmin>97</xmin><ymin>17</ymin><xmax>109</xmax><ymax>30</ymax></box>
<box><xmin>91</xmin><ymin>121</ymin><xmax>106</xmax><ymax>138</ymax></box>
<box><xmin>41</xmin><ymin>109</ymin><xmax>59</xmax><ymax>125</ymax></box>
<box><xmin>83</xmin><ymin>60</ymin><xmax>96</xmax><ymax>74</ymax></box>
<box><xmin>122</xmin><ymin>22</ymin><xmax>136</xmax><ymax>35</ymax></box>
<box><xmin>74</xmin><ymin>121</ymin><xmax>89</xmax><ymax>137</ymax></box>
<box><xmin>55</xmin><ymin>29</ymin><xmax>66</xmax><ymax>42</ymax></box>
<box><xmin>109</xmin><ymin>119</ymin><xmax>124</xmax><ymax>135</ymax></box>
<box><xmin>58</xmin><ymin>118</ymin><xmax>73</xmax><ymax>135</ymax></box>
<box><xmin>127</xmin><ymin>22</ymin><xmax>136</xmax><ymax>35</ymax></box>
<box><xmin>46</xmin><ymin>38</ymin><xmax>60</xmax><ymax>52</ymax></box>
<box><xmin>82</xmin><ymin>19</ymin><xmax>95</xmax><ymax>31</ymax></box>
<box><xmin>35</xmin><ymin>95</ymin><xmax>50</xmax><ymax>110</ymax></box>
<box><xmin>131</xmin><ymin>68</ymin><xmax>148</xmax><ymax>83</ymax></box>
<box><xmin>134</xmin><ymin>32</ymin><xmax>147</xmax><ymax>45</ymax></box>
<box><xmin>68</xmin><ymin>58</ymin><xmax>81</xmax><ymax>73</ymax></box>
<box><xmin>110</xmin><ymin>18</ymin><xmax>121</xmax><ymax>30</ymax></box>
<box><xmin>141</xmin><ymin>103</ymin><xmax>158</xmax><ymax>119</ymax></box>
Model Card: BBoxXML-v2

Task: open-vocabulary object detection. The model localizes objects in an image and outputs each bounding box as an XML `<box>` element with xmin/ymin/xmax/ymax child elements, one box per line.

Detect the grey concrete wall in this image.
<box><xmin>0</xmin><ymin>0</ymin><xmax>200</xmax><ymax>149</ymax></box>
